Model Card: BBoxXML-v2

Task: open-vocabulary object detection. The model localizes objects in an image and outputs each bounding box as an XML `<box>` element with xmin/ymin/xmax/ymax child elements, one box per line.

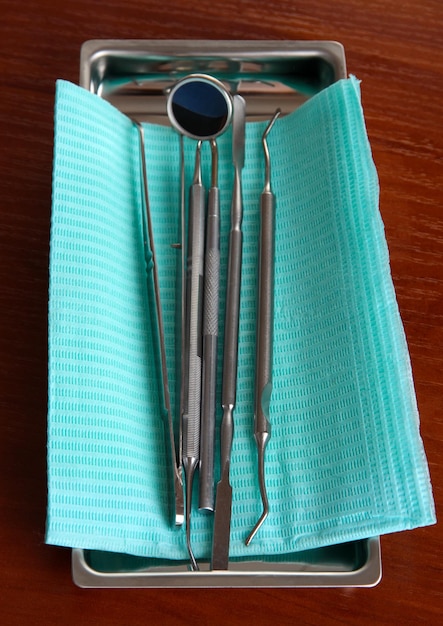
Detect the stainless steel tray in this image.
<box><xmin>73</xmin><ymin>538</ymin><xmax>381</xmax><ymax>588</ymax></box>
<box><xmin>79</xmin><ymin>39</ymin><xmax>347</xmax><ymax>123</ymax></box>
<box><xmin>72</xmin><ymin>39</ymin><xmax>381</xmax><ymax>588</ymax></box>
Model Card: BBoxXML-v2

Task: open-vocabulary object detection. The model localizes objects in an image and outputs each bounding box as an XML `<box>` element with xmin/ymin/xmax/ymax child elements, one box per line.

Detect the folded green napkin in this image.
<box><xmin>46</xmin><ymin>76</ymin><xmax>435</xmax><ymax>560</ymax></box>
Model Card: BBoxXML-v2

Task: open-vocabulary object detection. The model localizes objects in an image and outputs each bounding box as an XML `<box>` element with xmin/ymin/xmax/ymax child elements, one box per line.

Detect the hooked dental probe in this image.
<box><xmin>245</xmin><ymin>109</ymin><xmax>281</xmax><ymax>547</ymax></box>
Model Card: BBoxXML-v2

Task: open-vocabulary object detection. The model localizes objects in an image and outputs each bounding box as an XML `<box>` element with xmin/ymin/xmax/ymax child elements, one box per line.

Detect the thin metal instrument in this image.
<box><xmin>182</xmin><ymin>141</ymin><xmax>205</xmax><ymax>571</ymax></box>
<box><xmin>177</xmin><ymin>134</ymin><xmax>186</xmax><ymax>497</ymax></box>
<box><xmin>199</xmin><ymin>139</ymin><xmax>220</xmax><ymax>512</ymax></box>
<box><xmin>212</xmin><ymin>94</ymin><xmax>246</xmax><ymax>570</ymax></box>
<box><xmin>245</xmin><ymin>109</ymin><xmax>281</xmax><ymax>546</ymax></box>
<box><xmin>134</xmin><ymin>121</ymin><xmax>184</xmax><ymax>527</ymax></box>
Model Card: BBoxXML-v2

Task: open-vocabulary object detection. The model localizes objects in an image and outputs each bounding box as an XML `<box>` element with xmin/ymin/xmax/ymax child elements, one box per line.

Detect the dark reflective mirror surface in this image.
<box><xmin>167</xmin><ymin>75</ymin><xmax>232</xmax><ymax>139</ymax></box>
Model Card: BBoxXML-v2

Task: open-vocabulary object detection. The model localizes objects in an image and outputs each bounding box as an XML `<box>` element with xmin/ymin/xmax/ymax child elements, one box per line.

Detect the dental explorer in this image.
<box><xmin>245</xmin><ymin>109</ymin><xmax>281</xmax><ymax>547</ymax></box>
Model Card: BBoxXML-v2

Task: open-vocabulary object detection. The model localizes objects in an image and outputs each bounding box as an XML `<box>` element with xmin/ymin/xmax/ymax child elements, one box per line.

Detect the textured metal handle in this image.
<box><xmin>203</xmin><ymin>187</ymin><xmax>220</xmax><ymax>337</ymax></box>
<box><xmin>183</xmin><ymin>181</ymin><xmax>205</xmax><ymax>460</ymax></box>
<box><xmin>199</xmin><ymin>186</ymin><xmax>220</xmax><ymax>510</ymax></box>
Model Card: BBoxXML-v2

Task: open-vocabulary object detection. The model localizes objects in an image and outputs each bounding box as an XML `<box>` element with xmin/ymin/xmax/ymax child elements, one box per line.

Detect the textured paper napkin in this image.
<box><xmin>46</xmin><ymin>77</ymin><xmax>435</xmax><ymax>560</ymax></box>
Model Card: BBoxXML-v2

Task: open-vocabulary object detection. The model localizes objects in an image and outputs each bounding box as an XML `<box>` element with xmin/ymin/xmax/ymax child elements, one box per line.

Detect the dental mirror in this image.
<box><xmin>167</xmin><ymin>74</ymin><xmax>233</xmax><ymax>140</ymax></box>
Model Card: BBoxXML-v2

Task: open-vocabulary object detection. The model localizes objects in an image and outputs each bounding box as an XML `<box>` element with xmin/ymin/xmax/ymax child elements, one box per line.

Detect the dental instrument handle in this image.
<box><xmin>255</xmin><ymin>189</ymin><xmax>274</xmax><ymax>437</ymax></box>
<box><xmin>222</xmin><ymin>182</ymin><xmax>242</xmax><ymax>407</ymax></box>
<box><xmin>199</xmin><ymin>140</ymin><xmax>220</xmax><ymax>511</ymax></box>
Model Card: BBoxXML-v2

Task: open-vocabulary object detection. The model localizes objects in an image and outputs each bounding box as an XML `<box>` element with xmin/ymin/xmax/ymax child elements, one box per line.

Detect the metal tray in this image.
<box><xmin>79</xmin><ymin>39</ymin><xmax>347</xmax><ymax>123</ymax></box>
<box><xmin>72</xmin><ymin>39</ymin><xmax>382</xmax><ymax>588</ymax></box>
<box><xmin>73</xmin><ymin>538</ymin><xmax>381</xmax><ymax>588</ymax></box>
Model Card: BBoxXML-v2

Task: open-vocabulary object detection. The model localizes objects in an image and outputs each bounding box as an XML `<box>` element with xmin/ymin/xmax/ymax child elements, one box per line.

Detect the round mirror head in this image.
<box><xmin>167</xmin><ymin>74</ymin><xmax>233</xmax><ymax>141</ymax></box>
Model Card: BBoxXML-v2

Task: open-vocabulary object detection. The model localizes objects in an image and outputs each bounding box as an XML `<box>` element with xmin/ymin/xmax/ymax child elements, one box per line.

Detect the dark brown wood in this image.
<box><xmin>1</xmin><ymin>1</ymin><xmax>442</xmax><ymax>623</ymax></box>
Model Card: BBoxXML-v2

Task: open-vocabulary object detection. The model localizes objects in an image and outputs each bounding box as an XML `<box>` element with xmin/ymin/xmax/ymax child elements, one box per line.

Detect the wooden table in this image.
<box><xmin>1</xmin><ymin>1</ymin><xmax>441</xmax><ymax>623</ymax></box>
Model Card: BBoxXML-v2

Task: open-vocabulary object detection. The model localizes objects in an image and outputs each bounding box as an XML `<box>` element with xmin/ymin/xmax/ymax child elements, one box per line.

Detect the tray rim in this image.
<box><xmin>79</xmin><ymin>38</ymin><xmax>347</xmax><ymax>92</ymax></box>
<box><xmin>72</xmin><ymin>537</ymin><xmax>382</xmax><ymax>588</ymax></box>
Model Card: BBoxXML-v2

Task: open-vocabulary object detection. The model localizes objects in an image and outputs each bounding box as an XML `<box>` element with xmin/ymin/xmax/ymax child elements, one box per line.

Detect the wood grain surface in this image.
<box><xmin>0</xmin><ymin>1</ymin><xmax>441</xmax><ymax>624</ymax></box>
